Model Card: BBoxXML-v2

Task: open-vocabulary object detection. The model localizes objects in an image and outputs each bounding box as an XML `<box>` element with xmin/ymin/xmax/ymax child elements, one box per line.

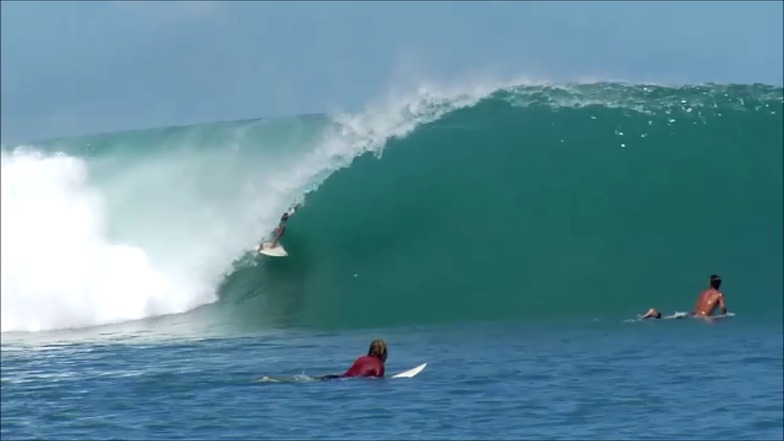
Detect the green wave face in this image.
<box><xmin>218</xmin><ymin>84</ymin><xmax>784</xmax><ymax>330</ymax></box>
<box><xmin>3</xmin><ymin>83</ymin><xmax>781</xmax><ymax>333</ymax></box>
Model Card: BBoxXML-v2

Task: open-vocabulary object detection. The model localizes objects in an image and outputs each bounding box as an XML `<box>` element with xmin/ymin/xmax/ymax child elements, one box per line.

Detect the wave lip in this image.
<box><xmin>4</xmin><ymin>81</ymin><xmax>780</xmax><ymax>333</ymax></box>
<box><xmin>216</xmin><ymin>82</ymin><xmax>783</xmax><ymax>329</ymax></box>
<box><xmin>1</xmin><ymin>77</ymin><xmax>520</xmax><ymax>333</ymax></box>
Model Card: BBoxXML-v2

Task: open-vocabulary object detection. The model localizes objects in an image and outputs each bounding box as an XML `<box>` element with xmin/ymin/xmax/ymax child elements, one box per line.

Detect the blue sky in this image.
<box><xmin>2</xmin><ymin>1</ymin><xmax>782</xmax><ymax>142</ymax></box>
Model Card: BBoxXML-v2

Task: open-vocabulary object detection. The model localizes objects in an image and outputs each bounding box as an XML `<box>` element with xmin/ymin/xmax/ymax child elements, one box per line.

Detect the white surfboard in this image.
<box><xmin>628</xmin><ymin>311</ymin><xmax>736</xmax><ymax>322</ymax></box>
<box><xmin>663</xmin><ymin>311</ymin><xmax>736</xmax><ymax>320</ymax></box>
<box><xmin>255</xmin><ymin>363</ymin><xmax>427</xmax><ymax>383</ymax></box>
<box><xmin>258</xmin><ymin>242</ymin><xmax>287</xmax><ymax>257</ymax></box>
<box><xmin>694</xmin><ymin>312</ymin><xmax>735</xmax><ymax>321</ymax></box>
<box><xmin>391</xmin><ymin>363</ymin><xmax>427</xmax><ymax>379</ymax></box>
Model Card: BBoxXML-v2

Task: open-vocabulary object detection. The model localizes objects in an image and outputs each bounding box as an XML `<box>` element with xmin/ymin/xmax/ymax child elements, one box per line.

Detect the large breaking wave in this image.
<box><xmin>2</xmin><ymin>81</ymin><xmax>782</xmax><ymax>333</ymax></box>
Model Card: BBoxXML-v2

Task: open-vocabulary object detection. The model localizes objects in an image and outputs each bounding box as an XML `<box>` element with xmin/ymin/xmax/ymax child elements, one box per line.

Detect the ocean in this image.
<box><xmin>2</xmin><ymin>82</ymin><xmax>782</xmax><ymax>440</ymax></box>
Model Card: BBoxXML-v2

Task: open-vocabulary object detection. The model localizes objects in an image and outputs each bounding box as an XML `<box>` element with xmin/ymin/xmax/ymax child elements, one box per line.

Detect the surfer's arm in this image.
<box><xmin>718</xmin><ymin>294</ymin><xmax>727</xmax><ymax>315</ymax></box>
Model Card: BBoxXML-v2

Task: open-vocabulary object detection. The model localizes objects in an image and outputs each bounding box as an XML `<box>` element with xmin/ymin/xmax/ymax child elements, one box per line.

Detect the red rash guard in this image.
<box><xmin>342</xmin><ymin>355</ymin><xmax>384</xmax><ymax>378</ymax></box>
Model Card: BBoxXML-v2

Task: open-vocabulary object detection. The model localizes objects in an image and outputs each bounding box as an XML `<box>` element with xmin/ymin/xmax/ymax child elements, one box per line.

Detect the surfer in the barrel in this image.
<box><xmin>259</xmin><ymin>211</ymin><xmax>290</xmax><ymax>251</ymax></box>
<box><xmin>639</xmin><ymin>274</ymin><xmax>728</xmax><ymax>320</ymax></box>
<box><xmin>321</xmin><ymin>339</ymin><xmax>387</xmax><ymax>380</ymax></box>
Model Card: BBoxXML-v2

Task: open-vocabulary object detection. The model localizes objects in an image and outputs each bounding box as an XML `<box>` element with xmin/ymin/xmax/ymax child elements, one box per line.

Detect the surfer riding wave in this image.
<box><xmin>258</xmin><ymin>204</ymin><xmax>300</xmax><ymax>252</ymax></box>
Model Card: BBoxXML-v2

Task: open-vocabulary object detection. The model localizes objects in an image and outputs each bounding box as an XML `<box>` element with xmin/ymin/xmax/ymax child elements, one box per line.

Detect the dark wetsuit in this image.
<box><xmin>320</xmin><ymin>355</ymin><xmax>384</xmax><ymax>380</ymax></box>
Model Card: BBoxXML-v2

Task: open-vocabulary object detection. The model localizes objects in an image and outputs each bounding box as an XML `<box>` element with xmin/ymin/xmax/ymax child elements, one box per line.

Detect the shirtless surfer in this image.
<box><xmin>639</xmin><ymin>274</ymin><xmax>728</xmax><ymax>320</ymax></box>
<box><xmin>258</xmin><ymin>210</ymin><xmax>292</xmax><ymax>251</ymax></box>
<box><xmin>320</xmin><ymin>339</ymin><xmax>387</xmax><ymax>380</ymax></box>
<box><xmin>269</xmin><ymin>212</ymin><xmax>289</xmax><ymax>247</ymax></box>
<box><xmin>690</xmin><ymin>274</ymin><xmax>728</xmax><ymax>318</ymax></box>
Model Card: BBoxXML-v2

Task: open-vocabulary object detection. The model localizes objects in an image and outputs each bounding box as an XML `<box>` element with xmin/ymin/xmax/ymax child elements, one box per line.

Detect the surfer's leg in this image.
<box><xmin>639</xmin><ymin>308</ymin><xmax>660</xmax><ymax>319</ymax></box>
<box><xmin>270</xmin><ymin>226</ymin><xmax>285</xmax><ymax>247</ymax></box>
<box><xmin>319</xmin><ymin>374</ymin><xmax>342</xmax><ymax>381</ymax></box>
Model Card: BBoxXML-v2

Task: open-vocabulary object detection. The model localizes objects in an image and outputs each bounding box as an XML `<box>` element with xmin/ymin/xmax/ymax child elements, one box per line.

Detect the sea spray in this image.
<box><xmin>1</xmin><ymin>149</ymin><xmax>212</xmax><ymax>332</ymax></box>
<box><xmin>1</xmin><ymin>78</ymin><xmax>515</xmax><ymax>332</ymax></box>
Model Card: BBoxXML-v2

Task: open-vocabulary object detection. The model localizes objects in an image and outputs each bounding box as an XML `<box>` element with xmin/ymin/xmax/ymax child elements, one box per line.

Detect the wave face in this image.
<box><xmin>2</xmin><ymin>82</ymin><xmax>782</xmax><ymax>333</ymax></box>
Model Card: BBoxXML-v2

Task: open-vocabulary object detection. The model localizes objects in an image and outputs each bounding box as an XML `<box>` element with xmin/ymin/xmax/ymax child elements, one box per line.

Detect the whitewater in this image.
<box><xmin>2</xmin><ymin>79</ymin><xmax>782</xmax><ymax>334</ymax></box>
<box><xmin>1</xmin><ymin>78</ymin><xmax>520</xmax><ymax>333</ymax></box>
<box><xmin>2</xmin><ymin>80</ymin><xmax>782</xmax><ymax>441</ymax></box>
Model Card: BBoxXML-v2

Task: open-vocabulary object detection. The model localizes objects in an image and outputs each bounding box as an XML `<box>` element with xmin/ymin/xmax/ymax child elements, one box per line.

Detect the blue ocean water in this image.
<box><xmin>2</xmin><ymin>318</ymin><xmax>782</xmax><ymax>440</ymax></box>
<box><xmin>2</xmin><ymin>82</ymin><xmax>782</xmax><ymax>439</ymax></box>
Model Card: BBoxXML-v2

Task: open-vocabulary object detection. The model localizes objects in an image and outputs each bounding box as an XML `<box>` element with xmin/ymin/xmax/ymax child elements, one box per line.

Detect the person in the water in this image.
<box><xmin>259</xmin><ymin>211</ymin><xmax>289</xmax><ymax>251</ymax></box>
<box><xmin>691</xmin><ymin>274</ymin><xmax>728</xmax><ymax>317</ymax></box>
<box><xmin>269</xmin><ymin>211</ymin><xmax>289</xmax><ymax>248</ymax></box>
<box><xmin>639</xmin><ymin>308</ymin><xmax>663</xmax><ymax>320</ymax></box>
<box><xmin>639</xmin><ymin>274</ymin><xmax>728</xmax><ymax>320</ymax></box>
<box><xmin>321</xmin><ymin>339</ymin><xmax>387</xmax><ymax>380</ymax></box>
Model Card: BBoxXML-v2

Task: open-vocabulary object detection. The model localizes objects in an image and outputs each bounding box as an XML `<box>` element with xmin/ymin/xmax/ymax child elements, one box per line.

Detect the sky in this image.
<box><xmin>1</xmin><ymin>0</ymin><xmax>782</xmax><ymax>143</ymax></box>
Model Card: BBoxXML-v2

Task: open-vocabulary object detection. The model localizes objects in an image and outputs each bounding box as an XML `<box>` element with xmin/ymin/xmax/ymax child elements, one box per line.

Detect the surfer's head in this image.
<box><xmin>709</xmin><ymin>274</ymin><xmax>722</xmax><ymax>289</ymax></box>
<box><xmin>368</xmin><ymin>339</ymin><xmax>387</xmax><ymax>362</ymax></box>
<box><xmin>281</xmin><ymin>212</ymin><xmax>289</xmax><ymax>221</ymax></box>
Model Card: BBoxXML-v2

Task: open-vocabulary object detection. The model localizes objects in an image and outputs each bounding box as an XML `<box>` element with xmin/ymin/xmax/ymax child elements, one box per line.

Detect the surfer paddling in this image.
<box><xmin>321</xmin><ymin>339</ymin><xmax>387</xmax><ymax>380</ymax></box>
<box><xmin>639</xmin><ymin>274</ymin><xmax>728</xmax><ymax>320</ymax></box>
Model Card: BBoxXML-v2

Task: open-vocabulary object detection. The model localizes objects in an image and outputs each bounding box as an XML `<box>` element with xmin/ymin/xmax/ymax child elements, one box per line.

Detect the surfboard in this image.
<box><xmin>693</xmin><ymin>312</ymin><xmax>735</xmax><ymax>321</ymax></box>
<box><xmin>254</xmin><ymin>363</ymin><xmax>427</xmax><ymax>383</ymax></box>
<box><xmin>666</xmin><ymin>312</ymin><xmax>736</xmax><ymax>320</ymax></box>
<box><xmin>258</xmin><ymin>242</ymin><xmax>287</xmax><ymax>257</ymax></box>
<box><xmin>391</xmin><ymin>363</ymin><xmax>427</xmax><ymax>378</ymax></box>
<box><xmin>627</xmin><ymin>312</ymin><xmax>735</xmax><ymax>322</ymax></box>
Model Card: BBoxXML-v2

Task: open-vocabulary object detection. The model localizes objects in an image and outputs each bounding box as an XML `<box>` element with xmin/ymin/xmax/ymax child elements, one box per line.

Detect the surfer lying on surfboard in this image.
<box><xmin>639</xmin><ymin>274</ymin><xmax>728</xmax><ymax>320</ymax></box>
<box><xmin>320</xmin><ymin>339</ymin><xmax>387</xmax><ymax>380</ymax></box>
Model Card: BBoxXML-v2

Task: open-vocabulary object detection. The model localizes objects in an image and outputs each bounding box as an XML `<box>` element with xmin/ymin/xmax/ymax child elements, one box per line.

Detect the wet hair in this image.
<box><xmin>368</xmin><ymin>339</ymin><xmax>387</xmax><ymax>362</ymax></box>
<box><xmin>655</xmin><ymin>312</ymin><xmax>662</xmax><ymax>319</ymax></box>
<box><xmin>710</xmin><ymin>274</ymin><xmax>722</xmax><ymax>289</ymax></box>
<box><xmin>281</xmin><ymin>212</ymin><xmax>289</xmax><ymax>220</ymax></box>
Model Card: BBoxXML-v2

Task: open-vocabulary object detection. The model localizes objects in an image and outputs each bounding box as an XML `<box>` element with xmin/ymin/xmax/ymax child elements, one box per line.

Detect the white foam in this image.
<box><xmin>274</xmin><ymin>76</ymin><xmax>527</xmax><ymax>199</ymax></box>
<box><xmin>1</xmin><ymin>149</ymin><xmax>215</xmax><ymax>332</ymax></box>
<box><xmin>0</xmin><ymin>76</ymin><xmax>520</xmax><ymax>333</ymax></box>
